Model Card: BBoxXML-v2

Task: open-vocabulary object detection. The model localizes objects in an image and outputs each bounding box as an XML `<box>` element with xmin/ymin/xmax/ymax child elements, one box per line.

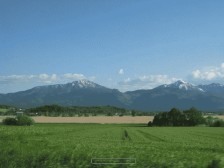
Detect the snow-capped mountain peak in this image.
<box><xmin>32</xmin><ymin>79</ymin><xmax>103</xmax><ymax>91</ymax></box>
<box><xmin>168</xmin><ymin>80</ymin><xmax>194</xmax><ymax>90</ymax></box>
<box><xmin>174</xmin><ymin>79</ymin><xmax>187</xmax><ymax>84</ymax></box>
<box><xmin>160</xmin><ymin>80</ymin><xmax>205</xmax><ymax>92</ymax></box>
<box><xmin>70</xmin><ymin>79</ymin><xmax>99</xmax><ymax>88</ymax></box>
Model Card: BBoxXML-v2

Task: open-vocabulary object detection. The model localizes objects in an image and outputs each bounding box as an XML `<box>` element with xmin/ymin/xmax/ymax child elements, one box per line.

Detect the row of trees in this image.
<box><xmin>148</xmin><ymin>107</ymin><xmax>224</xmax><ymax>127</ymax></box>
<box><xmin>0</xmin><ymin>104</ymin><xmax>156</xmax><ymax>116</ymax></box>
<box><xmin>2</xmin><ymin>115</ymin><xmax>34</xmax><ymax>126</ymax></box>
<box><xmin>205</xmin><ymin>116</ymin><xmax>224</xmax><ymax>127</ymax></box>
<box><xmin>25</xmin><ymin>105</ymin><xmax>151</xmax><ymax>117</ymax></box>
<box><xmin>0</xmin><ymin>105</ymin><xmax>18</xmax><ymax>116</ymax></box>
<box><xmin>149</xmin><ymin>107</ymin><xmax>205</xmax><ymax>126</ymax></box>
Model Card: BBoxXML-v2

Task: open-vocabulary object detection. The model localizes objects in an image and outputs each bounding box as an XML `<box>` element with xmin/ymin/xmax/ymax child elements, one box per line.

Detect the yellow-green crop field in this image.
<box><xmin>0</xmin><ymin>124</ymin><xmax>224</xmax><ymax>168</ymax></box>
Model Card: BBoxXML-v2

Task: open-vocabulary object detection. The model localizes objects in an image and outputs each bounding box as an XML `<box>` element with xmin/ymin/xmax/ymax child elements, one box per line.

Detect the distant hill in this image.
<box><xmin>125</xmin><ymin>80</ymin><xmax>224</xmax><ymax>111</ymax></box>
<box><xmin>0</xmin><ymin>80</ymin><xmax>129</xmax><ymax>108</ymax></box>
<box><xmin>0</xmin><ymin>79</ymin><xmax>224</xmax><ymax>111</ymax></box>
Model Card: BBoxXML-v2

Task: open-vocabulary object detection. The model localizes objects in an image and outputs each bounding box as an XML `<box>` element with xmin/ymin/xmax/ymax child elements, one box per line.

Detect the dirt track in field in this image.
<box><xmin>215</xmin><ymin>115</ymin><xmax>224</xmax><ymax>119</ymax></box>
<box><xmin>31</xmin><ymin>116</ymin><xmax>153</xmax><ymax>124</ymax></box>
<box><xmin>1</xmin><ymin>115</ymin><xmax>224</xmax><ymax>124</ymax></box>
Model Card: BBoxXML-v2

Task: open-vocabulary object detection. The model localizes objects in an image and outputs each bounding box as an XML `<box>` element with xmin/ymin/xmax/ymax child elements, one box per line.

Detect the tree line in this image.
<box><xmin>148</xmin><ymin>107</ymin><xmax>205</xmax><ymax>126</ymax></box>
<box><xmin>0</xmin><ymin>104</ymin><xmax>156</xmax><ymax>116</ymax></box>
<box><xmin>25</xmin><ymin>105</ymin><xmax>152</xmax><ymax>117</ymax></box>
<box><xmin>2</xmin><ymin>115</ymin><xmax>34</xmax><ymax>126</ymax></box>
<box><xmin>148</xmin><ymin>107</ymin><xmax>224</xmax><ymax>127</ymax></box>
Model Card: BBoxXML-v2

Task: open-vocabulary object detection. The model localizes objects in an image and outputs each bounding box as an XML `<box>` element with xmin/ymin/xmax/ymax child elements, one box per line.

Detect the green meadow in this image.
<box><xmin>0</xmin><ymin>124</ymin><xmax>224</xmax><ymax>168</ymax></box>
<box><xmin>0</xmin><ymin>108</ymin><xmax>8</xmax><ymax>113</ymax></box>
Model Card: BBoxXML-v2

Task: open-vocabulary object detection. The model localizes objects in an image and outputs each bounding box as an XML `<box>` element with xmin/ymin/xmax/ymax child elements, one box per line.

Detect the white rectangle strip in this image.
<box><xmin>91</xmin><ymin>158</ymin><xmax>136</xmax><ymax>165</ymax></box>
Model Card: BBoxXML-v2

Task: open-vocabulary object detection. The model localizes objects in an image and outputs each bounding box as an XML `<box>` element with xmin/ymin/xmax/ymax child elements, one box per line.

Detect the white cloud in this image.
<box><xmin>0</xmin><ymin>73</ymin><xmax>98</xmax><ymax>93</ymax></box>
<box><xmin>51</xmin><ymin>74</ymin><xmax>57</xmax><ymax>80</ymax></box>
<box><xmin>39</xmin><ymin>74</ymin><xmax>49</xmax><ymax>80</ymax></box>
<box><xmin>192</xmin><ymin>63</ymin><xmax>224</xmax><ymax>81</ymax></box>
<box><xmin>28</xmin><ymin>75</ymin><xmax>35</xmax><ymax>79</ymax></box>
<box><xmin>0</xmin><ymin>73</ymin><xmax>89</xmax><ymax>85</ymax></box>
<box><xmin>221</xmin><ymin>63</ymin><xmax>224</xmax><ymax>69</ymax></box>
<box><xmin>38</xmin><ymin>74</ymin><xmax>59</xmax><ymax>84</ymax></box>
<box><xmin>118</xmin><ymin>75</ymin><xmax>178</xmax><ymax>91</ymax></box>
<box><xmin>124</xmin><ymin>78</ymin><xmax>131</xmax><ymax>82</ymax></box>
<box><xmin>205</xmin><ymin>71</ymin><xmax>217</xmax><ymax>80</ymax></box>
<box><xmin>192</xmin><ymin>70</ymin><xmax>201</xmax><ymax>79</ymax></box>
<box><xmin>89</xmin><ymin>76</ymin><xmax>96</xmax><ymax>81</ymax></box>
<box><xmin>63</xmin><ymin>73</ymin><xmax>86</xmax><ymax>80</ymax></box>
<box><xmin>118</xmin><ymin>69</ymin><xmax>124</xmax><ymax>75</ymax></box>
<box><xmin>0</xmin><ymin>75</ymin><xmax>34</xmax><ymax>84</ymax></box>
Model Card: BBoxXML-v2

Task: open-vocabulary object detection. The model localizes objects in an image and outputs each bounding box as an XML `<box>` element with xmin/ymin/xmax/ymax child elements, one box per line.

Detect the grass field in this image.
<box><xmin>0</xmin><ymin>108</ymin><xmax>8</xmax><ymax>113</ymax></box>
<box><xmin>0</xmin><ymin>124</ymin><xmax>224</xmax><ymax>168</ymax></box>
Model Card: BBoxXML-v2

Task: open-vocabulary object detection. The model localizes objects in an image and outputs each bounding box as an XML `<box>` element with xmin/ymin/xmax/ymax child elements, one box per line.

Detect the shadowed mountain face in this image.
<box><xmin>198</xmin><ymin>83</ymin><xmax>224</xmax><ymax>98</ymax></box>
<box><xmin>0</xmin><ymin>79</ymin><xmax>224</xmax><ymax>111</ymax></box>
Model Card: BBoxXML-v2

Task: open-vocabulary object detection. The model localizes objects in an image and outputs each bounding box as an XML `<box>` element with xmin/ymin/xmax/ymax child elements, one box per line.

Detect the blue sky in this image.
<box><xmin>0</xmin><ymin>0</ymin><xmax>224</xmax><ymax>93</ymax></box>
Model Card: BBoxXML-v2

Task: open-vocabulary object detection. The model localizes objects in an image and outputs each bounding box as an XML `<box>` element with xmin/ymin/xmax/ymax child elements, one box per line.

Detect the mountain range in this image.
<box><xmin>0</xmin><ymin>79</ymin><xmax>224</xmax><ymax>111</ymax></box>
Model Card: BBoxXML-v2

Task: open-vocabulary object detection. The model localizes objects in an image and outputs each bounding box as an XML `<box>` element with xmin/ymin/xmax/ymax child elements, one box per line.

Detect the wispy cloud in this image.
<box><xmin>221</xmin><ymin>63</ymin><xmax>224</xmax><ymax>69</ymax></box>
<box><xmin>118</xmin><ymin>69</ymin><xmax>124</xmax><ymax>75</ymax></box>
<box><xmin>63</xmin><ymin>73</ymin><xmax>86</xmax><ymax>80</ymax></box>
<box><xmin>0</xmin><ymin>75</ymin><xmax>35</xmax><ymax>84</ymax></box>
<box><xmin>0</xmin><ymin>73</ymin><xmax>88</xmax><ymax>85</ymax></box>
<box><xmin>118</xmin><ymin>75</ymin><xmax>178</xmax><ymax>91</ymax></box>
<box><xmin>37</xmin><ymin>74</ymin><xmax>59</xmax><ymax>84</ymax></box>
<box><xmin>192</xmin><ymin>63</ymin><xmax>224</xmax><ymax>81</ymax></box>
